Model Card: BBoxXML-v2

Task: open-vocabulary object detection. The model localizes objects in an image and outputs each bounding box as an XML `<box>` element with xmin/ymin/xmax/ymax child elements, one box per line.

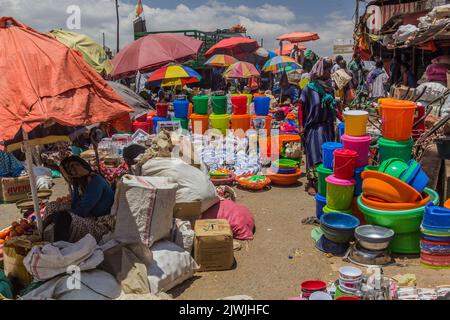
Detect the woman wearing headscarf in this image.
<box><xmin>302</xmin><ymin>49</ymin><xmax>318</xmax><ymax>73</ymax></box>
<box><xmin>299</xmin><ymin>58</ymin><xmax>337</xmax><ymax>196</ymax></box>
<box><xmin>43</xmin><ymin>156</ymin><xmax>115</xmax><ymax>243</ymax></box>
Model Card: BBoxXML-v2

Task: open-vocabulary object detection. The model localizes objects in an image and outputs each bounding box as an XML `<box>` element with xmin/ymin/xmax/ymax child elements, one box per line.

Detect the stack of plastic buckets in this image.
<box><xmin>252</xmin><ymin>96</ymin><xmax>272</xmax><ymax>135</ymax></box>
<box><xmin>153</xmin><ymin>103</ymin><xmax>171</xmax><ymax>133</ymax></box>
<box><xmin>377</xmin><ymin>99</ymin><xmax>416</xmax><ymax>163</ymax></box>
<box><xmin>191</xmin><ymin>95</ymin><xmax>209</xmax><ymax>135</ymax></box>
<box><xmin>316</xmin><ymin>142</ymin><xmax>343</xmax><ymax>219</ymax></box>
<box><xmin>231</xmin><ymin>95</ymin><xmax>251</xmax><ymax>138</ymax></box>
<box><xmin>172</xmin><ymin>98</ymin><xmax>190</xmax><ymax>130</ymax></box>
<box><xmin>210</xmin><ymin>95</ymin><xmax>230</xmax><ymax>135</ymax></box>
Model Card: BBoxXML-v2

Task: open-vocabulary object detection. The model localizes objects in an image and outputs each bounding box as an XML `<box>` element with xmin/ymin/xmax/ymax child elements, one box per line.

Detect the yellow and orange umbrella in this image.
<box><xmin>223</xmin><ymin>61</ymin><xmax>260</xmax><ymax>79</ymax></box>
<box><xmin>205</xmin><ymin>54</ymin><xmax>238</xmax><ymax>67</ymax></box>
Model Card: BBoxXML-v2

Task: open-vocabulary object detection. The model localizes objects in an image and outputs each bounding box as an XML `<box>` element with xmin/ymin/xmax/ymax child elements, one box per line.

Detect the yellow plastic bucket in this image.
<box><xmin>343</xmin><ymin>110</ymin><xmax>369</xmax><ymax>137</ymax></box>
<box><xmin>209</xmin><ymin>113</ymin><xmax>230</xmax><ymax>135</ymax></box>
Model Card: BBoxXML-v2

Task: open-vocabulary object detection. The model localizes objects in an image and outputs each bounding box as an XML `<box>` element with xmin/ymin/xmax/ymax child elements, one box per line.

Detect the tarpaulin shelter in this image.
<box><xmin>0</xmin><ymin>17</ymin><xmax>133</xmax><ymax>231</ymax></box>
<box><xmin>48</xmin><ymin>29</ymin><xmax>113</xmax><ymax>76</ymax></box>
<box><xmin>111</xmin><ymin>34</ymin><xmax>203</xmax><ymax>79</ymax></box>
<box><xmin>204</xmin><ymin>37</ymin><xmax>259</xmax><ymax>60</ymax></box>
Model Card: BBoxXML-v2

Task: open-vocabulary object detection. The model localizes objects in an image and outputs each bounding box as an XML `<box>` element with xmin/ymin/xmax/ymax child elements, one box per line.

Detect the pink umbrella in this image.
<box><xmin>111</xmin><ymin>34</ymin><xmax>203</xmax><ymax>79</ymax></box>
<box><xmin>275</xmin><ymin>44</ymin><xmax>306</xmax><ymax>56</ymax></box>
<box><xmin>204</xmin><ymin>37</ymin><xmax>259</xmax><ymax>60</ymax></box>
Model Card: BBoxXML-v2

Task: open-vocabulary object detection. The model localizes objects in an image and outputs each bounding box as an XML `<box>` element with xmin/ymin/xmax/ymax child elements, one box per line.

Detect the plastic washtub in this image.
<box><xmin>341</xmin><ymin>134</ymin><xmax>371</xmax><ymax>168</ymax></box>
<box><xmin>326</xmin><ymin>175</ymin><xmax>356</xmax><ymax>211</ymax></box>
<box><xmin>357</xmin><ymin>188</ymin><xmax>440</xmax><ymax>254</ymax></box>
<box><xmin>380</xmin><ymin>99</ymin><xmax>417</xmax><ymax>141</ymax></box>
<box><xmin>193</xmin><ymin>95</ymin><xmax>209</xmax><ymax>115</ymax></box>
<box><xmin>378</xmin><ymin>137</ymin><xmax>414</xmax><ymax>164</ymax></box>
<box><xmin>317</xmin><ymin>164</ymin><xmax>333</xmax><ymax>197</ymax></box>
<box><xmin>343</xmin><ymin>110</ymin><xmax>369</xmax><ymax>137</ymax></box>
<box><xmin>322</xmin><ymin>142</ymin><xmax>344</xmax><ymax>170</ymax></box>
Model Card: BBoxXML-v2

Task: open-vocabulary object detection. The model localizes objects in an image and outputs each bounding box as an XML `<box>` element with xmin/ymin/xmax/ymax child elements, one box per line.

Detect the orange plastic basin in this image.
<box><xmin>361</xmin><ymin>193</ymin><xmax>431</xmax><ymax>211</ymax></box>
<box><xmin>267</xmin><ymin>168</ymin><xmax>302</xmax><ymax>186</ymax></box>
<box><xmin>361</xmin><ymin>171</ymin><xmax>422</xmax><ymax>204</ymax></box>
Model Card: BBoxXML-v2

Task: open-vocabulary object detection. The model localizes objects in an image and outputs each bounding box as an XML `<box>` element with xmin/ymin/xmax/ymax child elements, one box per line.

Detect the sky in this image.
<box><xmin>0</xmin><ymin>0</ymin><xmax>359</xmax><ymax>56</ymax></box>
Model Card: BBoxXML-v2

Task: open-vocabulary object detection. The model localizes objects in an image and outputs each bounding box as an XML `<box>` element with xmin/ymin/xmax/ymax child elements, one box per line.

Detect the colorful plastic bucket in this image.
<box><xmin>172</xmin><ymin>117</ymin><xmax>189</xmax><ymax>130</ymax></box>
<box><xmin>354</xmin><ymin>167</ymin><xmax>364</xmax><ymax>196</ymax></box>
<box><xmin>231</xmin><ymin>96</ymin><xmax>248</xmax><ymax>115</ymax></box>
<box><xmin>322</xmin><ymin>142</ymin><xmax>344</xmax><ymax>170</ymax></box>
<box><xmin>210</xmin><ymin>113</ymin><xmax>230</xmax><ymax>135</ymax></box>
<box><xmin>231</xmin><ymin>114</ymin><xmax>251</xmax><ymax>133</ymax></box>
<box><xmin>323</xmin><ymin>206</ymin><xmax>354</xmax><ymax>215</ymax></box>
<box><xmin>334</xmin><ymin>149</ymin><xmax>358</xmax><ymax>180</ymax></box>
<box><xmin>316</xmin><ymin>194</ymin><xmax>327</xmax><ymax>219</ymax></box>
<box><xmin>357</xmin><ymin>188</ymin><xmax>440</xmax><ymax>254</ymax></box>
<box><xmin>381</xmin><ymin>99</ymin><xmax>417</xmax><ymax>141</ymax></box>
<box><xmin>251</xmin><ymin>115</ymin><xmax>272</xmax><ymax>132</ymax></box>
<box><xmin>341</xmin><ymin>135</ymin><xmax>371</xmax><ymax>168</ymax></box>
<box><xmin>317</xmin><ymin>164</ymin><xmax>333</xmax><ymax>197</ymax></box>
<box><xmin>156</xmin><ymin>103</ymin><xmax>169</xmax><ymax>118</ymax></box>
<box><xmin>173</xmin><ymin>99</ymin><xmax>189</xmax><ymax>118</ymax></box>
<box><xmin>343</xmin><ymin>110</ymin><xmax>369</xmax><ymax>137</ymax></box>
<box><xmin>193</xmin><ymin>95</ymin><xmax>209</xmax><ymax>115</ymax></box>
<box><xmin>152</xmin><ymin>116</ymin><xmax>170</xmax><ymax>133</ymax></box>
<box><xmin>254</xmin><ymin>96</ymin><xmax>271</xmax><ymax>116</ymax></box>
<box><xmin>378</xmin><ymin>137</ymin><xmax>413</xmax><ymax>163</ymax></box>
<box><xmin>338</xmin><ymin>122</ymin><xmax>345</xmax><ymax>138</ymax></box>
<box><xmin>211</xmin><ymin>96</ymin><xmax>228</xmax><ymax>115</ymax></box>
<box><xmin>190</xmin><ymin>113</ymin><xmax>209</xmax><ymax>135</ymax></box>
<box><xmin>400</xmin><ymin>160</ymin><xmax>429</xmax><ymax>194</ymax></box>
<box><xmin>132</xmin><ymin>121</ymin><xmax>150</xmax><ymax>133</ymax></box>
<box><xmin>326</xmin><ymin>175</ymin><xmax>356</xmax><ymax>211</ymax></box>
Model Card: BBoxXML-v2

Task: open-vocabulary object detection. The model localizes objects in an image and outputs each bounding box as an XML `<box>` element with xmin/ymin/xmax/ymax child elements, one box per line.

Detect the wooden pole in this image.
<box><xmin>115</xmin><ymin>0</ymin><xmax>120</xmax><ymax>53</ymax></box>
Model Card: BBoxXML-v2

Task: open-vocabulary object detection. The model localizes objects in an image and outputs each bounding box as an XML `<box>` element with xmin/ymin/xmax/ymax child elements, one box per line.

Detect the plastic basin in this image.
<box><xmin>273</xmin><ymin>159</ymin><xmax>298</xmax><ymax>169</ymax></box>
<box><xmin>209</xmin><ymin>113</ymin><xmax>230</xmax><ymax>135</ymax></box>
<box><xmin>378</xmin><ymin>137</ymin><xmax>413</xmax><ymax>163</ymax></box>
<box><xmin>361</xmin><ymin>193</ymin><xmax>431</xmax><ymax>211</ymax></box>
<box><xmin>357</xmin><ymin>188</ymin><xmax>440</xmax><ymax>254</ymax></box>
<box><xmin>254</xmin><ymin>96</ymin><xmax>270</xmax><ymax>116</ymax></box>
<box><xmin>326</xmin><ymin>175</ymin><xmax>356</xmax><ymax>211</ymax></box>
<box><xmin>380</xmin><ymin>99</ymin><xmax>416</xmax><ymax>141</ymax></box>
<box><xmin>315</xmin><ymin>194</ymin><xmax>327</xmax><ymax>219</ymax></box>
<box><xmin>193</xmin><ymin>95</ymin><xmax>209</xmax><ymax>115</ymax></box>
<box><xmin>341</xmin><ymin>135</ymin><xmax>371</xmax><ymax>168</ymax></box>
<box><xmin>211</xmin><ymin>96</ymin><xmax>227</xmax><ymax>115</ymax></box>
<box><xmin>423</xmin><ymin>204</ymin><xmax>450</xmax><ymax>229</ymax></box>
<box><xmin>322</xmin><ymin>142</ymin><xmax>343</xmax><ymax>170</ymax></box>
<box><xmin>190</xmin><ymin>113</ymin><xmax>209</xmax><ymax>135</ymax></box>
<box><xmin>379</xmin><ymin>158</ymin><xmax>409</xmax><ymax>179</ymax></box>
<box><xmin>321</xmin><ymin>212</ymin><xmax>361</xmax><ymax>230</ymax></box>
<box><xmin>343</xmin><ymin>110</ymin><xmax>369</xmax><ymax>137</ymax></box>
<box><xmin>317</xmin><ymin>164</ymin><xmax>333</xmax><ymax>197</ymax></box>
<box><xmin>267</xmin><ymin>168</ymin><xmax>302</xmax><ymax>186</ymax></box>
<box><xmin>361</xmin><ymin>171</ymin><xmax>422</xmax><ymax>203</ymax></box>
<box><xmin>400</xmin><ymin>160</ymin><xmax>430</xmax><ymax>194</ymax></box>
<box><xmin>334</xmin><ymin>149</ymin><xmax>358</xmax><ymax>180</ymax></box>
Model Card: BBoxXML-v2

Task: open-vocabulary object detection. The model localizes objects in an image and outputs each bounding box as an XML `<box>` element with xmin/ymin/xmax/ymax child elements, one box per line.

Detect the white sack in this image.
<box><xmin>171</xmin><ymin>219</ymin><xmax>195</xmax><ymax>254</ymax></box>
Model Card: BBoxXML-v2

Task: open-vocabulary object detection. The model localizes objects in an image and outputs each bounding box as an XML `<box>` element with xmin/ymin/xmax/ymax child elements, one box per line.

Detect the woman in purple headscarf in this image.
<box><xmin>299</xmin><ymin>58</ymin><xmax>337</xmax><ymax>196</ymax></box>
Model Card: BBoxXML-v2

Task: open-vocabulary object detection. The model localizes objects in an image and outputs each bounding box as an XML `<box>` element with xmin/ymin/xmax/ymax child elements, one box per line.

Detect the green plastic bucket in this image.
<box><xmin>211</xmin><ymin>96</ymin><xmax>228</xmax><ymax>115</ymax></box>
<box><xmin>209</xmin><ymin>113</ymin><xmax>230</xmax><ymax>135</ymax></box>
<box><xmin>193</xmin><ymin>95</ymin><xmax>209</xmax><ymax>115</ymax></box>
<box><xmin>357</xmin><ymin>188</ymin><xmax>440</xmax><ymax>254</ymax></box>
<box><xmin>323</xmin><ymin>205</ymin><xmax>353</xmax><ymax>215</ymax></box>
<box><xmin>378</xmin><ymin>137</ymin><xmax>413</xmax><ymax>163</ymax></box>
<box><xmin>172</xmin><ymin>117</ymin><xmax>189</xmax><ymax>130</ymax></box>
<box><xmin>326</xmin><ymin>175</ymin><xmax>356</xmax><ymax>211</ymax></box>
<box><xmin>317</xmin><ymin>164</ymin><xmax>333</xmax><ymax>197</ymax></box>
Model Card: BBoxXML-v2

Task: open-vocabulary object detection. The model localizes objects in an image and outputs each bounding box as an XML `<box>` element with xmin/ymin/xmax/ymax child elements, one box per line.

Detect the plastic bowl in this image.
<box><xmin>236</xmin><ymin>175</ymin><xmax>271</xmax><ymax>191</ymax></box>
<box><xmin>321</xmin><ymin>224</ymin><xmax>356</xmax><ymax>243</ymax></box>
<box><xmin>321</xmin><ymin>213</ymin><xmax>361</xmax><ymax>231</ymax></box>
<box><xmin>270</xmin><ymin>166</ymin><xmax>297</xmax><ymax>175</ymax></box>
<box><xmin>267</xmin><ymin>168</ymin><xmax>302</xmax><ymax>186</ymax></box>
<box><xmin>378</xmin><ymin>158</ymin><xmax>409</xmax><ymax>179</ymax></box>
<box><xmin>361</xmin><ymin>171</ymin><xmax>422</xmax><ymax>203</ymax></box>
<box><xmin>360</xmin><ymin>193</ymin><xmax>431</xmax><ymax>211</ymax></box>
<box><xmin>423</xmin><ymin>203</ymin><xmax>450</xmax><ymax>229</ymax></box>
<box><xmin>309</xmin><ymin>291</ymin><xmax>332</xmax><ymax>300</ymax></box>
<box><xmin>339</xmin><ymin>266</ymin><xmax>363</xmax><ymax>281</ymax></box>
<box><xmin>272</xmin><ymin>159</ymin><xmax>299</xmax><ymax>169</ymax></box>
<box><xmin>301</xmin><ymin>280</ymin><xmax>327</xmax><ymax>292</ymax></box>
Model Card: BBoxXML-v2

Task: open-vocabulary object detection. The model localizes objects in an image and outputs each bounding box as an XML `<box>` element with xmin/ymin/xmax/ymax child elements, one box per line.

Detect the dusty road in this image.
<box><xmin>1</xmin><ymin>172</ymin><xmax>450</xmax><ymax>300</ymax></box>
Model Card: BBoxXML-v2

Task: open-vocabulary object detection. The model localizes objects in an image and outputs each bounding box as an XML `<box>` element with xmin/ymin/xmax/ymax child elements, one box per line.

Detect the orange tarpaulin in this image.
<box><xmin>0</xmin><ymin>17</ymin><xmax>133</xmax><ymax>142</ymax></box>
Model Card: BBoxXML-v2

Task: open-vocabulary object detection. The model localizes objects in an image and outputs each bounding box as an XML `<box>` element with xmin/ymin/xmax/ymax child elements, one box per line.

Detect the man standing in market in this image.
<box><xmin>348</xmin><ymin>52</ymin><xmax>366</xmax><ymax>89</ymax></box>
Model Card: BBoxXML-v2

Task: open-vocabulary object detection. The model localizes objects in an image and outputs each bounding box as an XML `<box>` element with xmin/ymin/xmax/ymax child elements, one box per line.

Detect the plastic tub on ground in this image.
<box><xmin>341</xmin><ymin>135</ymin><xmax>371</xmax><ymax>168</ymax></box>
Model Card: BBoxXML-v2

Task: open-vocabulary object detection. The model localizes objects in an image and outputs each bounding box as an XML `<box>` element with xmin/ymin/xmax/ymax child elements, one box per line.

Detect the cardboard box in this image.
<box><xmin>0</xmin><ymin>176</ymin><xmax>31</xmax><ymax>204</ymax></box>
<box><xmin>173</xmin><ymin>201</ymin><xmax>202</xmax><ymax>220</ymax></box>
<box><xmin>392</xmin><ymin>85</ymin><xmax>411</xmax><ymax>99</ymax></box>
<box><xmin>194</xmin><ymin>219</ymin><xmax>234</xmax><ymax>272</ymax></box>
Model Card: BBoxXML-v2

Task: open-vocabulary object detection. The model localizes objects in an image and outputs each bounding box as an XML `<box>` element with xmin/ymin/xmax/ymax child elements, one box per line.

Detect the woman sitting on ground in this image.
<box><xmin>43</xmin><ymin>156</ymin><xmax>115</xmax><ymax>243</ymax></box>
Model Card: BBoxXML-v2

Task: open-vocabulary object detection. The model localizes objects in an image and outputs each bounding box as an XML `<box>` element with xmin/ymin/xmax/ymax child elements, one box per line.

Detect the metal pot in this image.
<box><xmin>355</xmin><ymin>225</ymin><xmax>395</xmax><ymax>251</ymax></box>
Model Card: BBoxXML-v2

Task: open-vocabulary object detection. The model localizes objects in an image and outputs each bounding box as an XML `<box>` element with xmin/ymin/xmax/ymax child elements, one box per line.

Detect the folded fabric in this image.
<box><xmin>23</xmin><ymin>234</ymin><xmax>104</xmax><ymax>281</ymax></box>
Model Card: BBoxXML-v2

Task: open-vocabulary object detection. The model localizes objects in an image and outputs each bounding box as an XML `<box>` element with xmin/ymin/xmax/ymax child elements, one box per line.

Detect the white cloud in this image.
<box><xmin>0</xmin><ymin>0</ymin><xmax>354</xmax><ymax>57</ymax></box>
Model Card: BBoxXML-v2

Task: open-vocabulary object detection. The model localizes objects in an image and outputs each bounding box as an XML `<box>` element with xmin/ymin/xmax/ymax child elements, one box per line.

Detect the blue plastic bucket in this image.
<box><xmin>354</xmin><ymin>167</ymin><xmax>364</xmax><ymax>196</ymax></box>
<box><xmin>254</xmin><ymin>97</ymin><xmax>270</xmax><ymax>116</ymax></box>
<box><xmin>322</xmin><ymin>142</ymin><xmax>344</xmax><ymax>170</ymax></box>
<box><xmin>152</xmin><ymin>116</ymin><xmax>170</xmax><ymax>133</ymax></box>
<box><xmin>338</xmin><ymin>122</ymin><xmax>345</xmax><ymax>137</ymax></box>
<box><xmin>315</xmin><ymin>194</ymin><xmax>327</xmax><ymax>219</ymax></box>
<box><xmin>173</xmin><ymin>99</ymin><xmax>189</xmax><ymax>118</ymax></box>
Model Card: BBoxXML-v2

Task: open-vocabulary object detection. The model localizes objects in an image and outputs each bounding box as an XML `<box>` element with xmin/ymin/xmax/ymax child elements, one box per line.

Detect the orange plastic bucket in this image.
<box><xmin>381</xmin><ymin>99</ymin><xmax>417</xmax><ymax>141</ymax></box>
<box><xmin>190</xmin><ymin>113</ymin><xmax>209</xmax><ymax>135</ymax></box>
<box><xmin>231</xmin><ymin>114</ymin><xmax>251</xmax><ymax>134</ymax></box>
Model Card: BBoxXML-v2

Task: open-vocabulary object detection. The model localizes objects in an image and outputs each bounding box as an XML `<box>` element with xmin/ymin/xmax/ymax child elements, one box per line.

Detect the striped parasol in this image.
<box><xmin>205</xmin><ymin>54</ymin><xmax>239</xmax><ymax>67</ymax></box>
<box><xmin>147</xmin><ymin>64</ymin><xmax>201</xmax><ymax>87</ymax></box>
<box><xmin>263</xmin><ymin>56</ymin><xmax>302</xmax><ymax>73</ymax></box>
<box><xmin>223</xmin><ymin>61</ymin><xmax>260</xmax><ymax>79</ymax></box>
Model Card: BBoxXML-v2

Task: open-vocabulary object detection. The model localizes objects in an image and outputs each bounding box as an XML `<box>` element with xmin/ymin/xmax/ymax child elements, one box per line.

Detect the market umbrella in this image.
<box><xmin>111</xmin><ymin>33</ymin><xmax>204</xmax><ymax>79</ymax></box>
<box><xmin>275</xmin><ymin>43</ymin><xmax>307</xmax><ymax>56</ymax></box>
<box><xmin>277</xmin><ymin>32</ymin><xmax>320</xmax><ymax>43</ymax></box>
<box><xmin>204</xmin><ymin>37</ymin><xmax>259</xmax><ymax>60</ymax></box>
<box><xmin>223</xmin><ymin>61</ymin><xmax>260</xmax><ymax>79</ymax></box>
<box><xmin>263</xmin><ymin>56</ymin><xmax>302</xmax><ymax>73</ymax></box>
<box><xmin>47</xmin><ymin>29</ymin><xmax>113</xmax><ymax>76</ymax></box>
<box><xmin>0</xmin><ymin>17</ymin><xmax>133</xmax><ymax>232</ymax></box>
<box><xmin>205</xmin><ymin>54</ymin><xmax>239</xmax><ymax>67</ymax></box>
<box><xmin>107</xmin><ymin>81</ymin><xmax>153</xmax><ymax>119</ymax></box>
<box><xmin>146</xmin><ymin>64</ymin><xmax>202</xmax><ymax>87</ymax></box>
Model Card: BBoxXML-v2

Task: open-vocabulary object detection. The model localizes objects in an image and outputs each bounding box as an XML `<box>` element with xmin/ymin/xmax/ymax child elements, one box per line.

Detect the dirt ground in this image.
<box><xmin>1</xmin><ymin>168</ymin><xmax>450</xmax><ymax>300</ymax></box>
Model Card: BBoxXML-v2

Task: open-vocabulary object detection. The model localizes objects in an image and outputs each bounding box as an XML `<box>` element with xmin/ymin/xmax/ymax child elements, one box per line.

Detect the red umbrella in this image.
<box><xmin>111</xmin><ymin>33</ymin><xmax>204</xmax><ymax>79</ymax></box>
<box><xmin>204</xmin><ymin>37</ymin><xmax>259</xmax><ymax>59</ymax></box>
<box><xmin>277</xmin><ymin>32</ymin><xmax>320</xmax><ymax>43</ymax></box>
<box><xmin>275</xmin><ymin>44</ymin><xmax>307</xmax><ymax>56</ymax></box>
